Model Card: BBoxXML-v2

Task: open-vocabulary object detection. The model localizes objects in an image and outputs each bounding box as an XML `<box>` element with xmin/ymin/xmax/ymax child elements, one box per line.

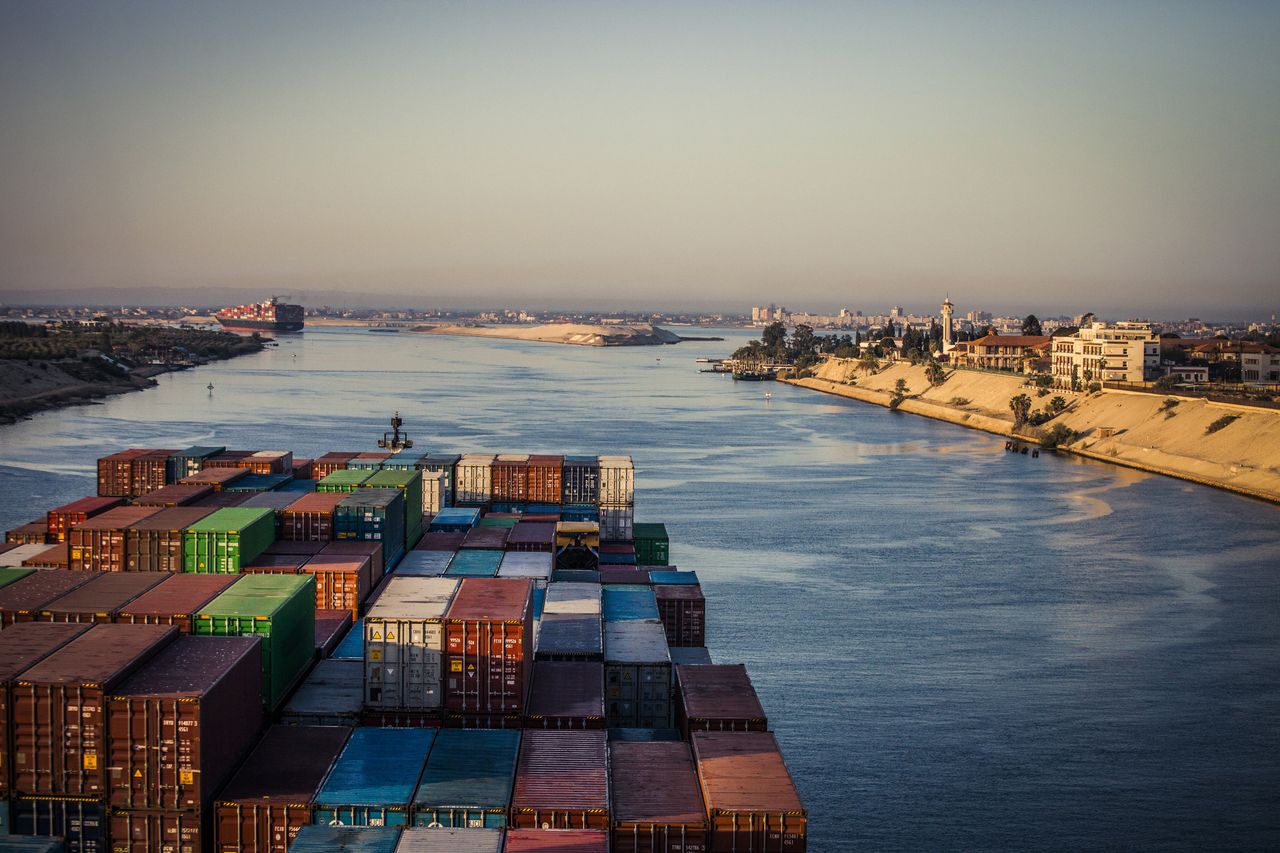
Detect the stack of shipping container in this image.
<box><xmin>0</xmin><ymin>445</ymin><xmax>806</xmax><ymax>851</ymax></box>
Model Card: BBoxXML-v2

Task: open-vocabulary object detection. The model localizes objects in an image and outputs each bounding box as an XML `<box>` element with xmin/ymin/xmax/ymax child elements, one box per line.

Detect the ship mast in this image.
<box><xmin>378</xmin><ymin>412</ymin><xmax>413</xmax><ymax>451</ymax></box>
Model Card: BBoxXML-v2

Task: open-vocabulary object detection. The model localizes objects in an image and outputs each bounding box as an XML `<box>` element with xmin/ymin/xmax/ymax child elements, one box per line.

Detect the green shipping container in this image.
<box><xmin>183</xmin><ymin>507</ymin><xmax>276</xmax><ymax>573</ymax></box>
<box><xmin>475</xmin><ymin>517</ymin><xmax>519</xmax><ymax>529</ymax></box>
<box><xmin>364</xmin><ymin>469</ymin><xmax>423</xmax><ymax>551</ymax></box>
<box><xmin>317</xmin><ymin>470</ymin><xmax>373</xmax><ymax>493</ymax></box>
<box><xmin>633</xmin><ymin>522</ymin><xmax>670</xmax><ymax>566</ymax></box>
<box><xmin>193</xmin><ymin>573</ymin><xmax>316</xmax><ymax>708</ymax></box>
<box><xmin>0</xmin><ymin>567</ymin><xmax>35</xmax><ymax>588</ymax></box>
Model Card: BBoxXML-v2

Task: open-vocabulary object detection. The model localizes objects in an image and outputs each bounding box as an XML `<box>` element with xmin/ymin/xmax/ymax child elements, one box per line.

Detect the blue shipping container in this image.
<box><xmin>488</xmin><ymin>502</ymin><xmax>524</xmax><ymax>514</ymax></box>
<box><xmin>429</xmin><ymin>507</ymin><xmax>480</xmax><ymax>533</ymax></box>
<box><xmin>525</xmin><ymin>503</ymin><xmax>561</xmax><ymax>516</ymax></box>
<box><xmin>599</xmin><ymin>552</ymin><xmax>638</xmax><ymax>565</ymax></box>
<box><xmin>602</xmin><ymin>585</ymin><xmax>660</xmax><ymax>622</ymax></box>
<box><xmin>648</xmin><ymin>570</ymin><xmax>700</xmax><ymax>586</ymax></box>
<box><xmin>289</xmin><ymin>826</ymin><xmax>402</xmax><ymax>853</ymax></box>
<box><xmin>412</xmin><ymin>729</ymin><xmax>520</xmax><ymax>828</ymax></box>
<box><xmin>11</xmin><ymin>798</ymin><xmax>107</xmax><ymax>853</ymax></box>
<box><xmin>446</xmin><ymin>550</ymin><xmax>503</xmax><ymax>578</ymax></box>
<box><xmin>333</xmin><ymin>617</ymin><xmax>365</xmax><ymax>660</ymax></box>
<box><xmin>314</xmin><ymin>727</ymin><xmax>435</xmax><ymax>827</ymax></box>
<box><xmin>532</xmin><ymin>586</ymin><xmax>546</xmax><ymax>620</ymax></box>
<box><xmin>279</xmin><ymin>478</ymin><xmax>319</xmax><ymax>493</ymax></box>
<box><xmin>0</xmin><ymin>837</ymin><xmax>66</xmax><ymax>853</ymax></box>
<box><xmin>560</xmin><ymin>504</ymin><xmax>599</xmax><ymax>523</ymax></box>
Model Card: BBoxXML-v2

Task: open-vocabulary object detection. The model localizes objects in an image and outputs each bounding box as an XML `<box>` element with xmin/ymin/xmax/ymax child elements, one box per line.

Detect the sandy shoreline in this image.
<box><xmin>785</xmin><ymin>359</ymin><xmax>1280</xmax><ymax>505</ymax></box>
<box><xmin>413</xmin><ymin>322</ymin><xmax>685</xmax><ymax>347</ymax></box>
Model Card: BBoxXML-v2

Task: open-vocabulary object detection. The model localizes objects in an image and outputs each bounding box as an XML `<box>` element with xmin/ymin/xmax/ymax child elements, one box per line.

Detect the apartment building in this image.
<box><xmin>1052</xmin><ymin>321</ymin><xmax>1159</xmax><ymax>388</ymax></box>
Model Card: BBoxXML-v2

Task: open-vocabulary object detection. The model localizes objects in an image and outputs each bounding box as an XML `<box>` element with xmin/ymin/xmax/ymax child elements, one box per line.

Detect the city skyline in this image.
<box><xmin>2</xmin><ymin>2</ymin><xmax>1279</xmax><ymax>316</ymax></box>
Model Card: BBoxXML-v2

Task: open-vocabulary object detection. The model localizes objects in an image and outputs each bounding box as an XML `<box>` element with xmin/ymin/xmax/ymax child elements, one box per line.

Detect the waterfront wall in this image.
<box><xmin>786</xmin><ymin>359</ymin><xmax>1280</xmax><ymax>505</ymax></box>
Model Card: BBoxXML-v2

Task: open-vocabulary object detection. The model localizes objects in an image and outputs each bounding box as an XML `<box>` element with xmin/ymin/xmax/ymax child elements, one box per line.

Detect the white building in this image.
<box><xmin>1052</xmin><ymin>321</ymin><xmax>1160</xmax><ymax>389</ymax></box>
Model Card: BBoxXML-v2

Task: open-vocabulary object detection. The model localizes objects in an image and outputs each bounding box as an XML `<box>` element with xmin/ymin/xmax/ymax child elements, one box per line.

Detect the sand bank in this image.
<box><xmin>416</xmin><ymin>323</ymin><xmax>684</xmax><ymax>347</ymax></box>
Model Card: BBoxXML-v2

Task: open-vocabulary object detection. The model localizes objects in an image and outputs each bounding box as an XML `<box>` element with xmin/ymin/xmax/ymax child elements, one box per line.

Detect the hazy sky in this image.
<box><xmin>2</xmin><ymin>1</ymin><xmax>1278</xmax><ymax>317</ymax></box>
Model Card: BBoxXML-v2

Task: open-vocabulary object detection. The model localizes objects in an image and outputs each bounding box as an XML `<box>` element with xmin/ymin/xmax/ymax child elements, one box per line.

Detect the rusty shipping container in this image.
<box><xmin>610</xmin><ymin>740</ymin><xmax>708</xmax><ymax>853</ymax></box>
<box><xmin>37</xmin><ymin>572</ymin><xmax>167</xmax><ymax>624</ymax></box>
<box><xmin>116</xmin><ymin>574</ymin><xmax>241</xmax><ymax>633</ymax></box>
<box><xmin>10</xmin><ymin>623</ymin><xmax>178</xmax><ymax>796</ymax></box>
<box><xmin>67</xmin><ymin>506</ymin><xmax>163</xmax><ymax>572</ymax></box>
<box><xmin>107</xmin><ymin>635</ymin><xmax>262</xmax><ymax>811</ymax></box>
<box><xmin>97</xmin><ymin>449</ymin><xmax>150</xmax><ymax>497</ymax></box>
<box><xmin>109</xmin><ymin>809</ymin><xmax>204</xmax><ymax>853</ymax></box>
<box><xmin>180</xmin><ymin>467</ymin><xmax>251</xmax><ymax>492</ymax></box>
<box><xmin>192</xmin><ymin>491</ymin><xmax>252</xmax><ymax>509</ymax></box>
<box><xmin>302</xmin><ymin>552</ymin><xmax>374</xmax><ymax>620</ymax></box>
<box><xmin>510</xmin><ymin>730</ymin><xmax>609</xmax><ymax>830</ymax></box>
<box><xmin>129</xmin><ymin>450</ymin><xmax>178</xmax><ymax>497</ymax></box>
<box><xmin>131</xmin><ymin>483</ymin><xmax>214</xmax><ymax>507</ymax></box>
<box><xmin>443</xmin><ymin>578</ymin><xmax>534</xmax><ymax>714</ymax></box>
<box><xmin>691</xmin><ymin>731</ymin><xmax>806</xmax><ymax>852</ymax></box>
<box><xmin>246</xmin><ymin>450</ymin><xmax>293</xmax><ymax>475</ymax></box>
<box><xmin>677</xmin><ymin>664</ymin><xmax>768</xmax><ymax>735</ymax></box>
<box><xmin>0</xmin><ymin>570</ymin><xmax>100</xmax><ymax>626</ymax></box>
<box><xmin>215</xmin><ymin>725</ymin><xmax>351</xmax><ymax>853</ymax></box>
<box><xmin>46</xmin><ymin>497</ymin><xmax>125</xmax><ymax>543</ymax></box>
<box><xmin>310</xmin><ymin>451</ymin><xmax>359</xmax><ymax>480</ymax></box>
<box><xmin>525</xmin><ymin>661</ymin><xmax>605</xmax><ymax>729</ymax></box>
<box><xmin>6</xmin><ymin>520</ymin><xmax>50</xmax><ymax>545</ymax></box>
<box><xmin>654</xmin><ymin>584</ymin><xmax>706</xmax><ymax>648</ymax></box>
<box><xmin>490</xmin><ymin>455</ymin><xmax>530</xmax><ymax>503</ymax></box>
<box><xmin>202</xmin><ymin>451</ymin><xmax>255</xmax><ymax>469</ymax></box>
<box><xmin>21</xmin><ymin>543</ymin><xmax>69</xmax><ymax>569</ymax></box>
<box><xmin>506</xmin><ymin>521</ymin><xmax>555</xmax><ymax>553</ymax></box>
<box><xmin>280</xmin><ymin>492</ymin><xmax>347</xmax><ymax>541</ymax></box>
<box><xmin>0</xmin><ymin>623</ymin><xmax>93</xmax><ymax>799</ymax></box>
<box><xmin>526</xmin><ymin>455</ymin><xmax>564</xmax><ymax>505</ymax></box>
<box><xmin>504</xmin><ymin>830</ymin><xmax>609</xmax><ymax>852</ymax></box>
<box><xmin>125</xmin><ymin>507</ymin><xmax>216</xmax><ymax>573</ymax></box>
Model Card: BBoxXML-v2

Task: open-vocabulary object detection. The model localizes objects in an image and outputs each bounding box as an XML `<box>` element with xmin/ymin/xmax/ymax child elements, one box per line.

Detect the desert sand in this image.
<box><xmin>416</xmin><ymin>323</ymin><xmax>684</xmax><ymax>347</ymax></box>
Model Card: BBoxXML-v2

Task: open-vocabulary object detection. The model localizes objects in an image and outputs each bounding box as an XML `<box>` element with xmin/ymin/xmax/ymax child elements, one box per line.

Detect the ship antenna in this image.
<box><xmin>378</xmin><ymin>411</ymin><xmax>413</xmax><ymax>451</ymax></box>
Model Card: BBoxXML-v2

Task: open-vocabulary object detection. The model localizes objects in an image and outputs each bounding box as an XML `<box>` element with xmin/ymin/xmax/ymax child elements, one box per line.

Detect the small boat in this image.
<box><xmin>764</xmin><ymin>391</ymin><xmax>772</xmax><ymax>400</ymax></box>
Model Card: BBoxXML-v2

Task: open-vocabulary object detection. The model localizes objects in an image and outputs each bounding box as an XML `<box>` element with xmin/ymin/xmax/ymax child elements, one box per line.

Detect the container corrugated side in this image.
<box><xmin>106</xmin><ymin>635</ymin><xmax>262</xmax><ymax>811</ymax></box>
<box><xmin>410</xmin><ymin>728</ymin><xmax>520</xmax><ymax>829</ymax></box>
<box><xmin>654</xmin><ymin>584</ymin><xmax>706</xmax><ymax>648</ymax></box>
<box><xmin>505</xmin><ymin>830</ymin><xmax>609</xmax><ymax>852</ymax></box>
<box><xmin>364</xmin><ymin>577</ymin><xmax>460</xmax><ymax>711</ymax></box>
<box><xmin>526</xmin><ymin>661</ymin><xmax>605</xmax><ymax>730</ymax></box>
<box><xmin>691</xmin><ymin>731</ymin><xmax>806</xmax><ymax>852</ymax></box>
<box><xmin>312</xmin><ymin>727</ymin><xmax>435</xmax><ymax>827</ymax></box>
<box><xmin>66</xmin><ymin>506</ymin><xmax>163</xmax><ymax>572</ymax></box>
<box><xmin>510</xmin><ymin>730</ymin><xmax>609</xmax><ymax>830</ymax></box>
<box><xmin>108</xmin><ymin>809</ymin><xmax>203</xmax><ymax>853</ymax></box>
<box><xmin>124</xmin><ymin>507</ymin><xmax>216</xmax><ymax>572</ymax></box>
<box><xmin>443</xmin><ymin>578</ymin><xmax>534</xmax><ymax>714</ymax></box>
<box><xmin>281</xmin><ymin>658</ymin><xmax>363</xmax><ymax>726</ymax></box>
<box><xmin>10</xmin><ymin>796</ymin><xmax>108</xmax><ymax>852</ymax></box>
<box><xmin>676</xmin><ymin>664</ymin><xmax>768</xmax><ymax>736</ymax></box>
<box><xmin>395</xmin><ymin>828</ymin><xmax>503</xmax><ymax>852</ymax></box>
<box><xmin>182</xmin><ymin>507</ymin><xmax>276</xmax><ymax>573</ymax></box>
<box><xmin>535</xmin><ymin>613</ymin><xmax>603</xmax><ymax>662</ymax></box>
<box><xmin>610</xmin><ymin>740</ymin><xmax>708</xmax><ymax>853</ymax></box>
<box><xmin>289</xmin><ymin>825</ymin><xmax>403</xmax><ymax>853</ymax></box>
<box><xmin>215</xmin><ymin>725</ymin><xmax>351</xmax><ymax>853</ymax></box>
<box><xmin>10</xmin><ymin>623</ymin><xmax>179</xmax><ymax>796</ymax></box>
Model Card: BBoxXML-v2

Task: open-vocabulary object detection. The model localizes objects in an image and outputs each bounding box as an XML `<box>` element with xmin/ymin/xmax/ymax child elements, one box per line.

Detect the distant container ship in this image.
<box><xmin>214</xmin><ymin>297</ymin><xmax>304</xmax><ymax>333</ymax></box>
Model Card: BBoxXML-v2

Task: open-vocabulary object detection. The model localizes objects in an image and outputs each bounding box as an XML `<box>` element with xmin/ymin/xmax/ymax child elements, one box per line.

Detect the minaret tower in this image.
<box><xmin>940</xmin><ymin>295</ymin><xmax>955</xmax><ymax>349</ymax></box>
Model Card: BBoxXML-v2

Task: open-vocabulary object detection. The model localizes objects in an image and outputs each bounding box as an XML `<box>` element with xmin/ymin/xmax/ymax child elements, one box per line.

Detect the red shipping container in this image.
<box><xmin>511</xmin><ymin>730</ymin><xmax>609</xmax><ymax>830</ymax></box>
<box><xmin>315</xmin><ymin>609</ymin><xmax>353</xmax><ymax>658</ymax></box>
<box><xmin>504</xmin><ymin>831</ymin><xmax>610</xmax><ymax>852</ymax></box>
<box><xmin>491</xmin><ymin>457</ymin><xmax>530</xmax><ymax>503</ymax></box>
<box><xmin>610</xmin><ymin>741</ymin><xmax>709</xmax><ymax>853</ymax></box>
<box><xmin>68</xmin><ymin>506</ymin><xmax>163</xmax><ymax>572</ymax></box>
<box><xmin>280</xmin><ymin>492</ymin><xmax>347</xmax><ymax>541</ymax></box>
<box><xmin>462</xmin><ymin>526</ymin><xmax>510</xmax><ymax>550</ymax></box>
<box><xmin>130</xmin><ymin>450</ymin><xmax>178</xmax><ymax>497</ymax></box>
<box><xmin>526</xmin><ymin>661</ymin><xmax>605</xmax><ymax>730</ymax></box>
<box><xmin>98</xmin><ymin>449</ymin><xmax>149</xmax><ymax>497</ymax></box>
<box><xmin>263</xmin><ymin>540</ymin><xmax>326</xmax><ymax>557</ymax></box>
<box><xmin>310</xmin><ymin>451</ymin><xmax>358</xmax><ymax>480</ymax></box>
<box><xmin>443</xmin><ymin>578</ymin><xmax>534</xmax><ymax>714</ymax></box>
<box><xmin>416</xmin><ymin>532</ymin><xmax>465</xmax><ymax>551</ymax></box>
<box><xmin>21</xmin><ymin>542</ymin><xmax>69</xmax><ymax>569</ymax></box>
<box><xmin>107</xmin><ymin>635</ymin><xmax>262</xmax><ymax>810</ymax></box>
<box><xmin>192</xmin><ymin>491</ymin><xmax>252</xmax><ymax>509</ymax></box>
<box><xmin>116</xmin><ymin>574</ymin><xmax>242</xmax><ymax>633</ymax></box>
<box><xmin>6</xmin><ymin>520</ymin><xmax>50</xmax><ymax>544</ymax></box>
<box><xmin>291</xmin><ymin>457</ymin><xmax>313</xmax><ymax>479</ymax></box>
<box><xmin>691</xmin><ymin>732</ymin><xmax>807</xmax><ymax>852</ymax></box>
<box><xmin>180</xmin><ymin>467</ymin><xmax>251</xmax><ymax>491</ymax></box>
<box><xmin>37</xmin><ymin>572</ymin><xmax>168</xmax><ymax>624</ymax></box>
<box><xmin>676</xmin><ymin>664</ymin><xmax>768</xmax><ymax>736</ymax></box>
<box><xmin>244</xmin><ymin>450</ymin><xmax>293</xmax><ymax>475</ymax></box>
<box><xmin>10</xmin><ymin>622</ymin><xmax>178</xmax><ymax>796</ymax></box>
<box><xmin>131</xmin><ymin>483</ymin><xmax>214</xmax><ymax>507</ymax></box>
<box><xmin>507</xmin><ymin>522</ymin><xmax>556</xmax><ymax>553</ymax></box>
<box><xmin>320</xmin><ymin>540</ymin><xmax>384</xmax><ymax>580</ymax></box>
<box><xmin>202</xmin><ymin>451</ymin><xmax>255</xmax><ymax>469</ymax></box>
<box><xmin>654</xmin><ymin>584</ymin><xmax>706</xmax><ymax>648</ymax></box>
<box><xmin>0</xmin><ymin>570</ymin><xmax>99</xmax><ymax>626</ymax></box>
<box><xmin>215</xmin><ymin>725</ymin><xmax>351</xmax><ymax>853</ymax></box>
<box><xmin>110</xmin><ymin>809</ymin><xmax>204</xmax><ymax>853</ymax></box>
<box><xmin>0</xmin><ymin>623</ymin><xmax>93</xmax><ymax>799</ymax></box>
<box><xmin>526</xmin><ymin>455</ymin><xmax>565</xmax><ymax>505</ymax></box>
<box><xmin>46</xmin><ymin>496</ymin><xmax>125</xmax><ymax>543</ymax></box>
<box><xmin>125</xmin><ymin>507</ymin><xmax>217</xmax><ymax>572</ymax></box>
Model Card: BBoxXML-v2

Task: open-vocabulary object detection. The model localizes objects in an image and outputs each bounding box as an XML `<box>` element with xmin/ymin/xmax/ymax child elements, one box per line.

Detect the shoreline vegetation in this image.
<box><xmin>0</xmin><ymin>322</ymin><xmax>266</xmax><ymax>424</ymax></box>
<box><xmin>784</xmin><ymin>358</ymin><xmax>1280</xmax><ymax>505</ymax></box>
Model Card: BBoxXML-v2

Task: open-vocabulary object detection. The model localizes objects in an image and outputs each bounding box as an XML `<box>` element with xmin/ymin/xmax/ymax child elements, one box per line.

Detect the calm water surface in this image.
<box><xmin>2</xmin><ymin>328</ymin><xmax>1278</xmax><ymax>851</ymax></box>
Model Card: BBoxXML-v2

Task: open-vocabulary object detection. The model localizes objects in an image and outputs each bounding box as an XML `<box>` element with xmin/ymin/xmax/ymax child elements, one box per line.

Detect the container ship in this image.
<box><xmin>214</xmin><ymin>296</ymin><xmax>305</xmax><ymax>333</ymax></box>
<box><xmin>0</xmin><ymin>435</ymin><xmax>807</xmax><ymax>852</ymax></box>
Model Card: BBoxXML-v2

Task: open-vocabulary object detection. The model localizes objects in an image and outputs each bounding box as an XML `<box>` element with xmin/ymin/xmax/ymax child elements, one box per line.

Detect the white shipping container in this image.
<box><xmin>497</xmin><ymin>551</ymin><xmax>553</xmax><ymax>586</ymax></box>
<box><xmin>598</xmin><ymin>455</ymin><xmax>635</xmax><ymax>505</ymax></box>
<box><xmin>543</xmin><ymin>581</ymin><xmax>602</xmax><ymax>616</ymax></box>
<box><xmin>395</xmin><ymin>550</ymin><xmax>454</xmax><ymax>577</ymax></box>
<box><xmin>455</xmin><ymin>454</ymin><xmax>494</xmax><ymax>504</ymax></box>
<box><xmin>364</xmin><ymin>576</ymin><xmax>460</xmax><ymax>710</ymax></box>
<box><xmin>280</xmin><ymin>658</ymin><xmax>363</xmax><ymax>726</ymax></box>
<box><xmin>0</xmin><ymin>543</ymin><xmax>52</xmax><ymax>567</ymax></box>
<box><xmin>422</xmin><ymin>471</ymin><xmax>446</xmax><ymax>515</ymax></box>
<box><xmin>599</xmin><ymin>504</ymin><xmax>635</xmax><ymax>541</ymax></box>
<box><xmin>395</xmin><ymin>828</ymin><xmax>504</xmax><ymax>853</ymax></box>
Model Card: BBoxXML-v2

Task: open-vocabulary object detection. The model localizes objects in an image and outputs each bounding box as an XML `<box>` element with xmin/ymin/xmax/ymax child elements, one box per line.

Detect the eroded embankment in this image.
<box><xmin>785</xmin><ymin>359</ymin><xmax>1280</xmax><ymax>504</ymax></box>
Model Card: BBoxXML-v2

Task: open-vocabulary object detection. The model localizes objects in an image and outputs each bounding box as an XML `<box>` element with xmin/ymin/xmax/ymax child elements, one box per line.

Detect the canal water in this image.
<box><xmin>1</xmin><ymin>327</ymin><xmax>1277</xmax><ymax>851</ymax></box>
